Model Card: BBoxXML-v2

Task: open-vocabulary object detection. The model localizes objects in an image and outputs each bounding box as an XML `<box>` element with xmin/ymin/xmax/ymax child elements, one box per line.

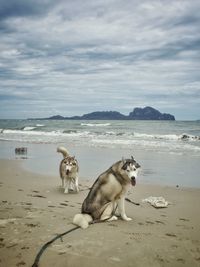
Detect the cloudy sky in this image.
<box><xmin>0</xmin><ymin>0</ymin><xmax>200</xmax><ymax>120</ymax></box>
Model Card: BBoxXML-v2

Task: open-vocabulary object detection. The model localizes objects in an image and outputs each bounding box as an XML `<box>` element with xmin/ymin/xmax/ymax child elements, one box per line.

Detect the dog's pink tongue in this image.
<box><xmin>131</xmin><ymin>177</ymin><xmax>136</xmax><ymax>186</ymax></box>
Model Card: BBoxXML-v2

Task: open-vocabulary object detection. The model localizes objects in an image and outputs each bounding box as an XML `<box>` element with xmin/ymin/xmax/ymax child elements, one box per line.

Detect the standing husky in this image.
<box><xmin>73</xmin><ymin>157</ymin><xmax>140</xmax><ymax>229</ymax></box>
<box><xmin>57</xmin><ymin>146</ymin><xmax>79</xmax><ymax>194</ymax></box>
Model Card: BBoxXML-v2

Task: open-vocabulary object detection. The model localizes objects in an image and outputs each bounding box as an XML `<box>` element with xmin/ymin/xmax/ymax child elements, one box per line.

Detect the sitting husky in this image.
<box><xmin>73</xmin><ymin>157</ymin><xmax>140</xmax><ymax>229</ymax></box>
<box><xmin>57</xmin><ymin>146</ymin><xmax>79</xmax><ymax>194</ymax></box>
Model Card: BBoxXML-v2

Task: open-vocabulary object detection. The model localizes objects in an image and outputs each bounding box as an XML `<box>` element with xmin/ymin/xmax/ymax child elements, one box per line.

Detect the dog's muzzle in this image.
<box><xmin>131</xmin><ymin>176</ymin><xmax>136</xmax><ymax>186</ymax></box>
<box><xmin>66</xmin><ymin>169</ymin><xmax>70</xmax><ymax>175</ymax></box>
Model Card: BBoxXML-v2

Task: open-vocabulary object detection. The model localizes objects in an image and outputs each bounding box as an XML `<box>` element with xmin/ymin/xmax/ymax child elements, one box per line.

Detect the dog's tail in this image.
<box><xmin>57</xmin><ymin>146</ymin><xmax>69</xmax><ymax>158</ymax></box>
<box><xmin>73</xmin><ymin>213</ymin><xmax>93</xmax><ymax>229</ymax></box>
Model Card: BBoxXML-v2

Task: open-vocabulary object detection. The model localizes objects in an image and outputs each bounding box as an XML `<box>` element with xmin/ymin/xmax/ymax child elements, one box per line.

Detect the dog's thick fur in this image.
<box><xmin>57</xmin><ymin>146</ymin><xmax>79</xmax><ymax>194</ymax></box>
<box><xmin>73</xmin><ymin>157</ymin><xmax>140</xmax><ymax>229</ymax></box>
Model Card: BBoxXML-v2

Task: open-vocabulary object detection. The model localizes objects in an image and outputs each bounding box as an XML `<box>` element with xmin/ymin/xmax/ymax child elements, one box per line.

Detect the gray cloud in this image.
<box><xmin>0</xmin><ymin>0</ymin><xmax>55</xmax><ymax>20</ymax></box>
<box><xmin>0</xmin><ymin>0</ymin><xmax>200</xmax><ymax>119</ymax></box>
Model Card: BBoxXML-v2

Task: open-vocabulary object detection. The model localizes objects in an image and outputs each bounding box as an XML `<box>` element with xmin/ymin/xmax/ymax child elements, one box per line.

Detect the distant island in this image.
<box><xmin>29</xmin><ymin>106</ymin><xmax>175</xmax><ymax>121</ymax></box>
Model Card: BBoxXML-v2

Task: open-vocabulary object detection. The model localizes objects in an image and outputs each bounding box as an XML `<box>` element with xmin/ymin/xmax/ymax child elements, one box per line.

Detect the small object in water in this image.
<box><xmin>15</xmin><ymin>147</ymin><xmax>28</xmax><ymax>159</ymax></box>
<box><xmin>15</xmin><ymin>147</ymin><xmax>27</xmax><ymax>155</ymax></box>
<box><xmin>181</xmin><ymin>134</ymin><xmax>189</xmax><ymax>140</ymax></box>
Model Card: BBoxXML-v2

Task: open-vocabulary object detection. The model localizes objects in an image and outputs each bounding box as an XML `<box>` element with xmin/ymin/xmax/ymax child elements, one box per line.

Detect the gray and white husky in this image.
<box><xmin>57</xmin><ymin>146</ymin><xmax>79</xmax><ymax>194</ymax></box>
<box><xmin>73</xmin><ymin>157</ymin><xmax>140</xmax><ymax>229</ymax></box>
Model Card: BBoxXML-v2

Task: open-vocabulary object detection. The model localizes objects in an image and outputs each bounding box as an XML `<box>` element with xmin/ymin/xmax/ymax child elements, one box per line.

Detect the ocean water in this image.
<box><xmin>0</xmin><ymin>119</ymin><xmax>200</xmax><ymax>187</ymax></box>
<box><xmin>0</xmin><ymin>119</ymin><xmax>200</xmax><ymax>153</ymax></box>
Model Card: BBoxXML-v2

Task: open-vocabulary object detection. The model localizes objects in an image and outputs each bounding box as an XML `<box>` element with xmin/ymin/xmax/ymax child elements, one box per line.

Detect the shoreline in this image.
<box><xmin>0</xmin><ymin>159</ymin><xmax>200</xmax><ymax>266</ymax></box>
<box><xmin>1</xmin><ymin>140</ymin><xmax>200</xmax><ymax>188</ymax></box>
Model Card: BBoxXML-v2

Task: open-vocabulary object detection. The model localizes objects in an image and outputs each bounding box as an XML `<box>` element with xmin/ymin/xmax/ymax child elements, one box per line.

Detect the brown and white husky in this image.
<box><xmin>73</xmin><ymin>157</ymin><xmax>140</xmax><ymax>228</ymax></box>
<box><xmin>57</xmin><ymin>146</ymin><xmax>79</xmax><ymax>194</ymax></box>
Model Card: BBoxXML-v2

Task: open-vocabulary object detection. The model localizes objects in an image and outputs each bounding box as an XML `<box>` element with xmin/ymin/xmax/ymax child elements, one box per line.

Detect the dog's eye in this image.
<box><xmin>134</xmin><ymin>168</ymin><xmax>136</xmax><ymax>171</ymax></box>
<box><xmin>126</xmin><ymin>169</ymin><xmax>130</xmax><ymax>172</ymax></box>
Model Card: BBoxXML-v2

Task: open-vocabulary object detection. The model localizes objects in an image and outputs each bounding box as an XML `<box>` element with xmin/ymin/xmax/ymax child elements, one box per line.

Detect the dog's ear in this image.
<box><xmin>122</xmin><ymin>157</ymin><xmax>127</xmax><ymax>170</ymax></box>
<box><xmin>131</xmin><ymin>155</ymin><xmax>134</xmax><ymax>160</ymax></box>
<box><xmin>136</xmin><ymin>163</ymin><xmax>141</xmax><ymax>168</ymax></box>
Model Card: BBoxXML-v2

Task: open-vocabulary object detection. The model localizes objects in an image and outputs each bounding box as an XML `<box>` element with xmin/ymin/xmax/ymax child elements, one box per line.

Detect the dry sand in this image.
<box><xmin>0</xmin><ymin>159</ymin><xmax>200</xmax><ymax>267</ymax></box>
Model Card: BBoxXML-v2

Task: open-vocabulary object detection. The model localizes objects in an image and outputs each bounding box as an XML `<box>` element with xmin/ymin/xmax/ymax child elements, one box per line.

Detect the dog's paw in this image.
<box><xmin>122</xmin><ymin>216</ymin><xmax>132</xmax><ymax>221</ymax></box>
<box><xmin>108</xmin><ymin>215</ymin><xmax>118</xmax><ymax>222</ymax></box>
<box><xmin>64</xmin><ymin>189</ymin><xmax>69</xmax><ymax>194</ymax></box>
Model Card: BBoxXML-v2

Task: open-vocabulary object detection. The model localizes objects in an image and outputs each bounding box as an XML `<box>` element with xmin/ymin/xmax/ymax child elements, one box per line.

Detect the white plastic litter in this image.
<box><xmin>142</xmin><ymin>196</ymin><xmax>169</xmax><ymax>208</ymax></box>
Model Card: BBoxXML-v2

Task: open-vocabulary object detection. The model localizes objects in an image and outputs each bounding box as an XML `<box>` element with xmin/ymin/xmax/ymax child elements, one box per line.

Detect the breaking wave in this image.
<box><xmin>0</xmin><ymin>126</ymin><xmax>200</xmax><ymax>153</ymax></box>
<box><xmin>133</xmin><ymin>132</ymin><xmax>200</xmax><ymax>141</ymax></box>
<box><xmin>23</xmin><ymin>126</ymin><xmax>37</xmax><ymax>131</ymax></box>
<box><xmin>81</xmin><ymin>123</ymin><xmax>111</xmax><ymax>127</ymax></box>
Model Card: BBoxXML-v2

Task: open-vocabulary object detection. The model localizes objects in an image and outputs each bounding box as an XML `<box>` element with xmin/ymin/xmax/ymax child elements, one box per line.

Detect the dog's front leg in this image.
<box><xmin>64</xmin><ymin>178</ymin><xmax>70</xmax><ymax>194</ymax></box>
<box><xmin>61</xmin><ymin>178</ymin><xmax>64</xmax><ymax>188</ymax></box>
<box><xmin>117</xmin><ymin>196</ymin><xmax>132</xmax><ymax>221</ymax></box>
<box><xmin>74</xmin><ymin>177</ymin><xmax>79</xmax><ymax>193</ymax></box>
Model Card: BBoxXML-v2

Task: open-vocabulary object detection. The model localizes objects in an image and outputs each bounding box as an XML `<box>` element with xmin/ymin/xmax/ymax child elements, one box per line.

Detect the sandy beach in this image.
<box><xmin>0</xmin><ymin>158</ymin><xmax>200</xmax><ymax>267</ymax></box>
<box><xmin>1</xmin><ymin>0</ymin><xmax>200</xmax><ymax>265</ymax></box>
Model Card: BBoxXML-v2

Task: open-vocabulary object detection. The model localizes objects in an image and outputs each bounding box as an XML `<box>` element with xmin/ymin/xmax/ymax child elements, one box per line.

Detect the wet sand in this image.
<box><xmin>0</xmin><ymin>159</ymin><xmax>200</xmax><ymax>267</ymax></box>
<box><xmin>1</xmin><ymin>140</ymin><xmax>200</xmax><ymax>188</ymax></box>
